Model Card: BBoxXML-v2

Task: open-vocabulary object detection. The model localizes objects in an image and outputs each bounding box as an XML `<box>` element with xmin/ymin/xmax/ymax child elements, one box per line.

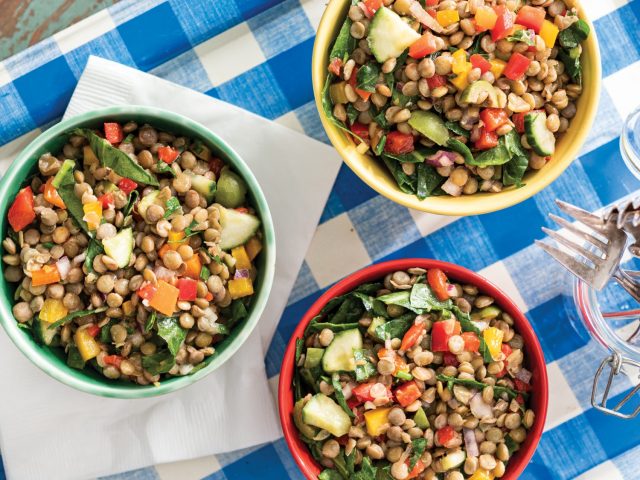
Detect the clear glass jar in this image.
<box><xmin>574</xmin><ymin>278</ymin><xmax>640</xmax><ymax>418</ymax></box>
<box><xmin>621</xmin><ymin>106</ymin><xmax>640</xmax><ymax>181</ymax></box>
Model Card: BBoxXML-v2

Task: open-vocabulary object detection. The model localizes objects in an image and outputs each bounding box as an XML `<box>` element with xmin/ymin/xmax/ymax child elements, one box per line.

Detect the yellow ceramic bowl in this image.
<box><xmin>312</xmin><ymin>0</ymin><xmax>601</xmax><ymax>216</ymax></box>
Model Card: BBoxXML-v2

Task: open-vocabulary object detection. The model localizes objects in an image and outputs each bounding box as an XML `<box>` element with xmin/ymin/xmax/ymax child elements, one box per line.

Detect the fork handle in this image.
<box><xmin>613</xmin><ymin>269</ymin><xmax>640</xmax><ymax>304</ymax></box>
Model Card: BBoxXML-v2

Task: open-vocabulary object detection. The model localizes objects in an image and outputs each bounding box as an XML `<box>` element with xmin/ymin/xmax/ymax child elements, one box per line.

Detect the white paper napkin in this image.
<box><xmin>0</xmin><ymin>56</ymin><xmax>342</xmax><ymax>480</ymax></box>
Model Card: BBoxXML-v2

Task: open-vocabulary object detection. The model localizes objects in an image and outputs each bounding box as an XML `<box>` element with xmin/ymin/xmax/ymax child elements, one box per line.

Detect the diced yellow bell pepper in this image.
<box><xmin>82</xmin><ymin>201</ymin><xmax>102</xmax><ymax>230</ymax></box>
<box><xmin>452</xmin><ymin>49</ymin><xmax>468</xmax><ymax>74</ymax></box>
<box><xmin>364</xmin><ymin>407</ymin><xmax>392</xmax><ymax>436</ymax></box>
<box><xmin>231</xmin><ymin>245</ymin><xmax>252</xmax><ymax>270</ymax></box>
<box><xmin>436</xmin><ymin>10</ymin><xmax>459</xmax><ymax>27</ymax></box>
<box><xmin>469</xmin><ymin>469</ymin><xmax>495</xmax><ymax>480</ymax></box>
<box><xmin>39</xmin><ymin>298</ymin><xmax>68</xmax><ymax>324</ymax></box>
<box><xmin>122</xmin><ymin>300</ymin><xmax>134</xmax><ymax>316</ymax></box>
<box><xmin>167</xmin><ymin>230</ymin><xmax>187</xmax><ymax>249</ymax></box>
<box><xmin>489</xmin><ymin>59</ymin><xmax>507</xmax><ymax>79</ymax></box>
<box><xmin>228</xmin><ymin>277</ymin><xmax>254</xmax><ymax>299</ymax></box>
<box><xmin>245</xmin><ymin>236</ymin><xmax>263</xmax><ymax>261</ymax></box>
<box><xmin>539</xmin><ymin>19</ymin><xmax>559</xmax><ymax>48</ymax></box>
<box><xmin>483</xmin><ymin>327</ymin><xmax>504</xmax><ymax>360</ymax></box>
<box><xmin>450</xmin><ymin>62</ymin><xmax>473</xmax><ymax>91</ymax></box>
<box><xmin>74</xmin><ymin>328</ymin><xmax>102</xmax><ymax>361</ymax></box>
<box><xmin>475</xmin><ymin>6</ymin><xmax>497</xmax><ymax>30</ymax></box>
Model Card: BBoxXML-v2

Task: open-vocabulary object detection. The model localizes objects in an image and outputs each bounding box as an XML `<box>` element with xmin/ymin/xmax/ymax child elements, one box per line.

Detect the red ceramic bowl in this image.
<box><xmin>278</xmin><ymin>259</ymin><xmax>548</xmax><ymax>479</ymax></box>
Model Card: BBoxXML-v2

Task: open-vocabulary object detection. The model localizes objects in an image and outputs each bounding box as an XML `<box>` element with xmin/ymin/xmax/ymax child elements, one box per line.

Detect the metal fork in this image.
<box><xmin>535</xmin><ymin>200</ymin><xmax>640</xmax><ymax>303</ymax></box>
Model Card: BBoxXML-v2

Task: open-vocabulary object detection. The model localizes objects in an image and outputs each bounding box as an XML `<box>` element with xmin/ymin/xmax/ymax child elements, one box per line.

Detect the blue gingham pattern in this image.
<box><xmin>0</xmin><ymin>0</ymin><xmax>640</xmax><ymax>478</ymax></box>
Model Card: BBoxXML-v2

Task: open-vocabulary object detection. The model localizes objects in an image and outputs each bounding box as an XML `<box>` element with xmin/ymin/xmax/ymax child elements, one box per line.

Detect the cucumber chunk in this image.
<box><xmin>188</xmin><ymin>173</ymin><xmax>217</xmax><ymax>203</ymax></box>
<box><xmin>294</xmin><ymin>398</ymin><xmax>319</xmax><ymax>440</ymax></box>
<box><xmin>215</xmin><ymin>167</ymin><xmax>247</xmax><ymax>208</ymax></box>
<box><xmin>322</xmin><ymin>328</ymin><xmax>362</xmax><ymax>373</ymax></box>
<box><xmin>219</xmin><ymin>207</ymin><xmax>261</xmax><ymax>250</ymax></box>
<box><xmin>138</xmin><ymin>190</ymin><xmax>161</xmax><ymax>220</ymax></box>
<box><xmin>302</xmin><ymin>393</ymin><xmax>352</xmax><ymax>437</ymax></box>
<box><xmin>408</xmin><ymin>111</ymin><xmax>450</xmax><ymax>146</ymax></box>
<box><xmin>368</xmin><ymin>7</ymin><xmax>421</xmax><ymax>63</ymax></box>
<box><xmin>33</xmin><ymin>317</ymin><xmax>57</xmax><ymax>346</ymax></box>
<box><xmin>304</xmin><ymin>348</ymin><xmax>324</xmax><ymax>369</ymax></box>
<box><xmin>459</xmin><ymin>80</ymin><xmax>499</xmax><ymax>108</ymax></box>
<box><xmin>102</xmin><ymin>227</ymin><xmax>133</xmax><ymax>268</ymax></box>
<box><xmin>367</xmin><ymin>317</ymin><xmax>386</xmax><ymax>342</ymax></box>
<box><xmin>525</xmin><ymin>112</ymin><xmax>556</xmax><ymax>156</ymax></box>
<box><xmin>441</xmin><ymin>450</ymin><xmax>466</xmax><ymax>471</ymax></box>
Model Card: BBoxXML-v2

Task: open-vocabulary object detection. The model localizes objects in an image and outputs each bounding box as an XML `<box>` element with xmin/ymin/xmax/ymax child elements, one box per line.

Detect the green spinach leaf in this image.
<box><xmin>374</xmin><ymin>313</ymin><xmax>415</xmax><ymax>341</ymax></box>
<box><xmin>445</xmin><ymin>121</ymin><xmax>470</xmax><ymax>137</ymax></box>
<box><xmin>84</xmin><ymin>238</ymin><xmax>104</xmax><ymax>274</ymax></box>
<box><xmin>467</xmin><ymin>139</ymin><xmax>511</xmax><ymax>166</ymax></box>
<box><xmin>67</xmin><ymin>346</ymin><xmax>86</xmax><ymax>369</ymax></box>
<box><xmin>410</xmin><ymin>283</ymin><xmax>453</xmax><ymax>310</ymax></box>
<box><xmin>200</xmin><ymin>265</ymin><xmax>211</xmax><ymax>281</ymax></box>
<box><xmin>156</xmin><ymin>317</ymin><xmax>187</xmax><ymax>356</ymax></box>
<box><xmin>354</xmin><ymin>349</ymin><xmax>377</xmax><ymax>382</ymax></box>
<box><xmin>306</xmin><ymin>320</ymin><xmax>360</xmax><ymax>335</ymax></box>
<box><xmin>437</xmin><ymin>374</ymin><xmax>526</xmax><ymax>400</ymax></box>
<box><xmin>142</xmin><ymin>350</ymin><xmax>176</xmax><ymax>375</ymax></box>
<box><xmin>356</xmin><ymin>63</ymin><xmax>380</xmax><ymax>92</ymax></box>
<box><xmin>331</xmin><ymin>373</ymin><xmax>355</xmax><ymax>418</ymax></box>
<box><xmin>123</xmin><ymin>190</ymin><xmax>139</xmax><ymax>219</ymax></box>
<box><xmin>163</xmin><ymin>197</ymin><xmax>181</xmax><ymax>218</ymax></box>
<box><xmin>329</xmin><ymin>17</ymin><xmax>356</xmax><ymax>62</ymax></box>
<box><xmin>220</xmin><ymin>299</ymin><xmax>249</xmax><ymax>329</ymax></box>
<box><xmin>145</xmin><ymin>311</ymin><xmax>157</xmax><ymax>333</ymax></box>
<box><xmin>352</xmin><ymin>292</ymin><xmax>388</xmax><ymax>318</ymax></box>
<box><xmin>504</xmin><ymin>434</ymin><xmax>520</xmax><ymax>455</ymax></box>
<box><xmin>347</xmin><ymin>103</ymin><xmax>360</xmax><ymax>125</ymax></box>
<box><xmin>558</xmin><ymin>19</ymin><xmax>590</xmax><ymax>49</ymax></box>
<box><xmin>377</xmin><ymin>291</ymin><xmax>425</xmax><ymax>314</ymax></box>
<box><xmin>156</xmin><ymin>160</ymin><xmax>177</xmax><ymax>178</ymax></box>
<box><xmin>374</xmin><ymin>135</ymin><xmax>386</xmax><ymax>156</ymax></box>
<box><xmin>48</xmin><ymin>306</ymin><xmax>107</xmax><ymax>329</ymax></box>
<box><xmin>353</xmin><ymin>457</ymin><xmax>378</xmax><ymax>480</ymax></box>
<box><xmin>53</xmin><ymin>159</ymin><xmax>90</xmax><ymax>233</ymax></box>
<box><xmin>447</xmin><ymin>138</ymin><xmax>474</xmax><ymax>164</ymax></box>
<box><xmin>318</xmin><ymin>469</ymin><xmax>343</xmax><ymax>480</ymax></box>
<box><xmin>73</xmin><ymin>129</ymin><xmax>159</xmax><ymax>186</ymax></box>
<box><xmin>383</xmin><ymin>156</ymin><xmax>417</xmax><ymax>194</ymax></box>
<box><xmin>507</xmin><ymin>28</ymin><xmax>535</xmax><ymax>45</ymax></box>
<box><xmin>410</xmin><ymin>438</ymin><xmax>427</xmax><ymax>469</ymax></box>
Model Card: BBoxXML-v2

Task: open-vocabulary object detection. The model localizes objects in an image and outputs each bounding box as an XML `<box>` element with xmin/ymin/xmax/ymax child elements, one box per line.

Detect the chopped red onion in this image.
<box><xmin>56</xmin><ymin>256</ymin><xmax>70</xmax><ymax>280</ymax></box>
<box><xmin>470</xmin><ymin>393</ymin><xmax>493</xmax><ymax>419</ymax></box>
<box><xmin>154</xmin><ymin>266</ymin><xmax>175</xmax><ymax>282</ymax></box>
<box><xmin>234</xmin><ymin>268</ymin><xmax>250</xmax><ymax>279</ymax></box>
<box><xmin>409</xmin><ymin>1</ymin><xmax>443</xmax><ymax>33</ymax></box>
<box><xmin>425</xmin><ymin>150</ymin><xmax>457</xmax><ymax>167</ymax></box>
<box><xmin>463</xmin><ymin>428</ymin><xmax>479</xmax><ymax>457</ymax></box>
<box><xmin>441</xmin><ymin>178</ymin><xmax>463</xmax><ymax>197</ymax></box>
<box><xmin>358</xmin><ymin>1</ymin><xmax>373</xmax><ymax>18</ymax></box>
<box><xmin>515</xmin><ymin>368</ymin><xmax>532</xmax><ymax>384</ymax></box>
<box><xmin>446</xmin><ymin>284</ymin><xmax>457</xmax><ymax>297</ymax></box>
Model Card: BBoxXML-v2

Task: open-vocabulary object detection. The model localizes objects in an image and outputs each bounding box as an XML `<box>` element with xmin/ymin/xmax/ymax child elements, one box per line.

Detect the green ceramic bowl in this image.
<box><xmin>0</xmin><ymin>106</ymin><xmax>276</xmax><ymax>399</ymax></box>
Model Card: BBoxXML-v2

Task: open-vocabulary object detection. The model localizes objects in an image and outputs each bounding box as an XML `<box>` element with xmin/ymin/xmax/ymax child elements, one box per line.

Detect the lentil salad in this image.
<box><xmin>3</xmin><ymin>120</ymin><xmax>264</xmax><ymax>384</ymax></box>
<box><xmin>292</xmin><ymin>267</ymin><xmax>535</xmax><ymax>479</ymax></box>
<box><xmin>323</xmin><ymin>0</ymin><xmax>590</xmax><ymax>199</ymax></box>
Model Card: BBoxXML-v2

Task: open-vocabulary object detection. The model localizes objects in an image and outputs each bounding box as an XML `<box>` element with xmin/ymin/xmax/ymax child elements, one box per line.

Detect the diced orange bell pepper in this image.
<box><xmin>475</xmin><ymin>6</ymin><xmax>498</xmax><ymax>30</ymax></box>
<box><xmin>31</xmin><ymin>264</ymin><xmax>61</xmax><ymax>287</ymax></box>
<box><xmin>489</xmin><ymin>58</ymin><xmax>507</xmax><ymax>79</ymax></box>
<box><xmin>469</xmin><ymin>469</ymin><xmax>495</xmax><ymax>480</ymax></box>
<box><xmin>228</xmin><ymin>278</ymin><xmax>254</xmax><ymax>299</ymax></box>
<box><xmin>183</xmin><ymin>254</ymin><xmax>202</xmax><ymax>280</ymax></box>
<box><xmin>167</xmin><ymin>230</ymin><xmax>187</xmax><ymax>249</ymax></box>
<box><xmin>231</xmin><ymin>246</ymin><xmax>252</xmax><ymax>270</ymax></box>
<box><xmin>82</xmin><ymin>201</ymin><xmax>102</xmax><ymax>230</ymax></box>
<box><xmin>378</xmin><ymin>348</ymin><xmax>409</xmax><ymax>374</ymax></box>
<box><xmin>43</xmin><ymin>177</ymin><xmax>65</xmax><ymax>209</ymax></box>
<box><xmin>539</xmin><ymin>19</ymin><xmax>559</xmax><ymax>48</ymax></box>
<box><xmin>148</xmin><ymin>280</ymin><xmax>179</xmax><ymax>316</ymax></box>
<box><xmin>394</xmin><ymin>381</ymin><xmax>422</xmax><ymax>407</ymax></box>
<box><xmin>74</xmin><ymin>328</ymin><xmax>102</xmax><ymax>361</ymax></box>
<box><xmin>158</xmin><ymin>244</ymin><xmax>171</xmax><ymax>259</ymax></box>
<box><xmin>436</xmin><ymin>9</ymin><xmax>459</xmax><ymax>27</ymax></box>
<box><xmin>245</xmin><ymin>237</ymin><xmax>263</xmax><ymax>261</ymax></box>
<box><xmin>39</xmin><ymin>298</ymin><xmax>68</xmax><ymax>324</ymax></box>
<box><xmin>364</xmin><ymin>407</ymin><xmax>391</xmax><ymax>436</ymax></box>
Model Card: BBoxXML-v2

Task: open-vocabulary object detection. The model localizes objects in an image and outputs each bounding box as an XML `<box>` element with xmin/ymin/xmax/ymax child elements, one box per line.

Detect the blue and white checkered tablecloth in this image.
<box><xmin>0</xmin><ymin>0</ymin><xmax>640</xmax><ymax>478</ymax></box>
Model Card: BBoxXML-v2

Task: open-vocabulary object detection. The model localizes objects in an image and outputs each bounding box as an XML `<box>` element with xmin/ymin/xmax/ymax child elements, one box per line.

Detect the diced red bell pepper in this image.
<box><xmin>8</xmin><ymin>186</ymin><xmax>36</xmax><ymax>232</ymax></box>
<box><xmin>470</xmin><ymin>54</ymin><xmax>492</xmax><ymax>74</ymax></box>
<box><xmin>515</xmin><ymin>5</ymin><xmax>546</xmax><ymax>33</ymax></box>
<box><xmin>137</xmin><ymin>282</ymin><xmax>158</xmax><ymax>301</ymax></box>
<box><xmin>461</xmin><ymin>332</ymin><xmax>480</xmax><ymax>353</ymax></box>
<box><xmin>384</xmin><ymin>131</ymin><xmax>414</xmax><ymax>154</ymax></box>
<box><xmin>495</xmin><ymin>343</ymin><xmax>513</xmax><ymax>378</ymax></box>
<box><xmin>348</xmin><ymin>67</ymin><xmax>372</xmax><ymax>101</ymax></box>
<box><xmin>475</xmin><ymin>128</ymin><xmax>499</xmax><ymax>150</ymax></box>
<box><xmin>177</xmin><ymin>277</ymin><xmax>198</xmax><ymax>301</ymax></box>
<box><xmin>401</xmin><ymin>321</ymin><xmax>426</xmax><ymax>351</ymax></box>
<box><xmin>98</xmin><ymin>192</ymin><xmax>115</xmax><ymax>210</ymax></box>
<box><xmin>425</xmin><ymin>0</ymin><xmax>439</xmax><ymax>5</ymax></box>
<box><xmin>516</xmin><ymin>394</ymin><xmax>525</xmax><ymax>404</ymax></box>
<box><xmin>436</xmin><ymin>425</ymin><xmax>459</xmax><ymax>448</ymax></box>
<box><xmin>352</xmin><ymin>383</ymin><xmax>376</xmax><ymax>404</ymax></box>
<box><xmin>503</xmin><ymin>52</ymin><xmax>532</xmax><ymax>80</ymax></box>
<box><xmin>395</xmin><ymin>381</ymin><xmax>422</xmax><ymax>407</ymax></box>
<box><xmin>118</xmin><ymin>178</ymin><xmax>138</xmax><ymax>195</ymax></box>
<box><xmin>491</xmin><ymin>5</ymin><xmax>516</xmax><ymax>41</ymax></box>
<box><xmin>158</xmin><ymin>146</ymin><xmax>180</xmax><ymax>164</ymax></box>
<box><xmin>513</xmin><ymin>110</ymin><xmax>543</xmax><ymax>133</ymax></box>
<box><xmin>443</xmin><ymin>352</ymin><xmax>459</xmax><ymax>366</ymax></box>
<box><xmin>514</xmin><ymin>378</ymin><xmax>532</xmax><ymax>392</ymax></box>
<box><xmin>409</xmin><ymin>31</ymin><xmax>438</xmax><ymax>59</ymax></box>
<box><xmin>407</xmin><ymin>459</ymin><xmax>426</xmax><ymax>479</ymax></box>
<box><xmin>363</xmin><ymin>0</ymin><xmax>383</xmax><ymax>15</ymax></box>
<box><xmin>103</xmin><ymin>355</ymin><xmax>123</xmax><ymax>367</ymax></box>
<box><xmin>86</xmin><ymin>324</ymin><xmax>101</xmax><ymax>338</ymax></box>
<box><xmin>209</xmin><ymin>157</ymin><xmax>225</xmax><ymax>178</ymax></box>
<box><xmin>328</xmin><ymin>57</ymin><xmax>343</xmax><ymax>76</ymax></box>
<box><xmin>104</xmin><ymin>122</ymin><xmax>124</xmax><ymax>144</ymax></box>
<box><xmin>480</xmin><ymin>108</ymin><xmax>510</xmax><ymax>132</ymax></box>
<box><xmin>427</xmin><ymin>268</ymin><xmax>449</xmax><ymax>301</ymax></box>
<box><xmin>431</xmin><ymin>318</ymin><xmax>461</xmax><ymax>352</ymax></box>
<box><xmin>426</xmin><ymin>74</ymin><xmax>447</xmax><ymax>90</ymax></box>
<box><xmin>350</xmin><ymin>122</ymin><xmax>370</xmax><ymax>141</ymax></box>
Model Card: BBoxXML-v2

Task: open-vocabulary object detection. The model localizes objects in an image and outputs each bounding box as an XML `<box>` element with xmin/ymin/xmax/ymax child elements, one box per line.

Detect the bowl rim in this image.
<box><xmin>0</xmin><ymin>105</ymin><xmax>276</xmax><ymax>399</ymax></box>
<box><xmin>311</xmin><ymin>0</ymin><xmax>602</xmax><ymax>216</ymax></box>
<box><xmin>278</xmin><ymin>258</ymin><xmax>549</xmax><ymax>479</ymax></box>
